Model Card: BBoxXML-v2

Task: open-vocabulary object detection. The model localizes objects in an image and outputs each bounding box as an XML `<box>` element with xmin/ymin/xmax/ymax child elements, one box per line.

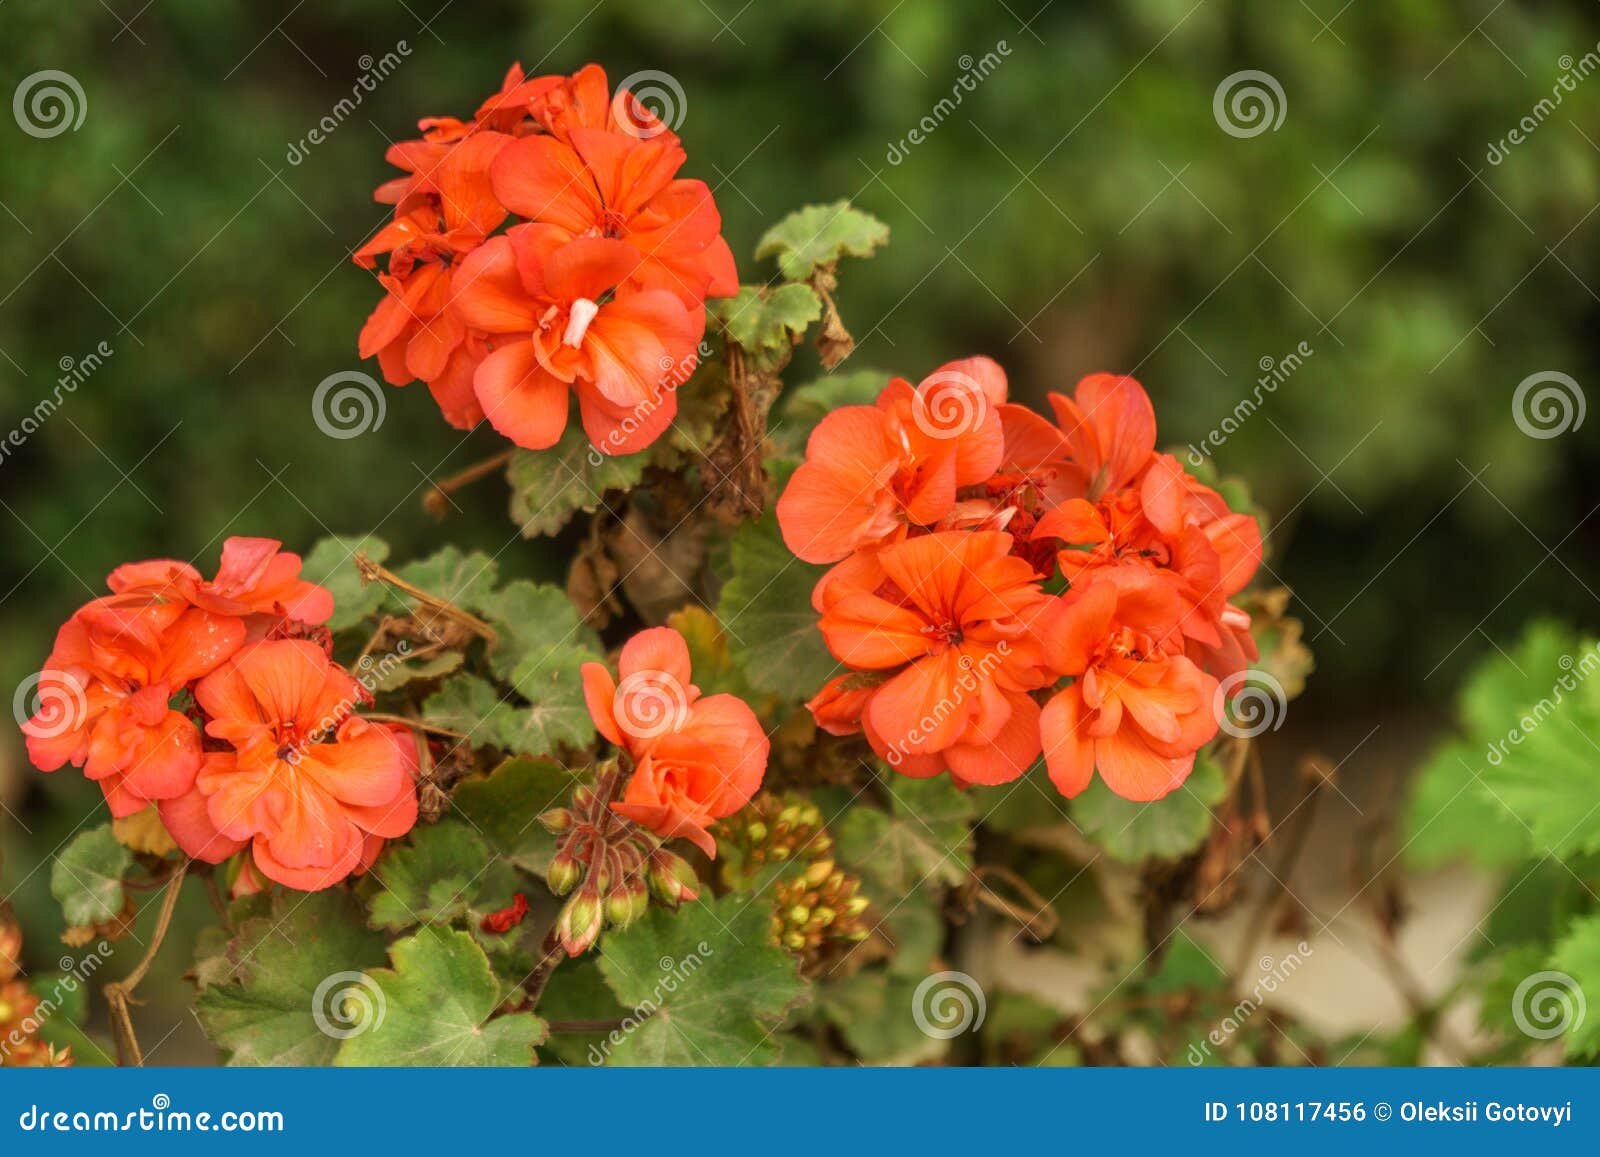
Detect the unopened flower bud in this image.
<box><xmin>547</xmin><ymin>851</ymin><xmax>582</xmax><ymax>896</ymax></box>
<box><xmin>538</xmin><ymin>807</ymin><xmax>573</xmax><ymax>834</ymax></box>
<box><xmin>646</xmin><ymin>849</ymin><xmax>700</xmax><ymax>907</ymax></box>
<box><xmin>557</xmin><ymin>889</ymin><xmax>605</xmax><ymax>956</ymax></box>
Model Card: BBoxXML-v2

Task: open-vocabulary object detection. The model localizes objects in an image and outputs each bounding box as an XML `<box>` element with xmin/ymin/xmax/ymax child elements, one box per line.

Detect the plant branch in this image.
<box><xmin>105</xmin><ymin>858</ymin><xmax>189</xmax><ymax>1067</ymax></box>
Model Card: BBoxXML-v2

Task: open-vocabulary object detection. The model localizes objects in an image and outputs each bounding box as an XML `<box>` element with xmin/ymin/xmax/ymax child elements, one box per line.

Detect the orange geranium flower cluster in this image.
<box><xmin>22</xmin><ymin>538</ymin><xmax>419</xmax><ymax>891</ymax></box>
<box><xmin>778</xmin><ymin>360</ymin><xmax>1264</xmax><ymax>802</ymax></box>
<box><xmin>356</xmin><ymin>63</ymin><xmax>737</xmax><ymax>455</ymax></box>
<box><xmin>582</xmin><ymin>626</ymin><xmax>768</xmax><ymax>856</ymax></box>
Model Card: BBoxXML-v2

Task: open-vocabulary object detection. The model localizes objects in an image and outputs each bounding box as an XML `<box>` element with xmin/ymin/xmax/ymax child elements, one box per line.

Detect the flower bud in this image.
<box><xmin>547</xmin><ymin>851</ymin><xmax>582</xmax><ymax>896</ymax></box>
<box><xmin>556</xmin><ymin>889</ymin><xmax>605</xmax><ymax>956</ymax></box>
<box><xmin>646</xmin><ymin>849</ymin><xmax>700</xmax><ymax>907</ymax></box>
<box><xmin>538</xmin><ymin>807</ymin><xmax>573</xmax><ymax>834</ymax></box>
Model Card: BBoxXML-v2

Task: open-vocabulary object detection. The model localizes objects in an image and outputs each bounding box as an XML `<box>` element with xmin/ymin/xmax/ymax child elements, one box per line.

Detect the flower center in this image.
<box><xmin>563</xmin><ymin>298</ymin><xmax>600</xmax><ymax>347</ymax></box>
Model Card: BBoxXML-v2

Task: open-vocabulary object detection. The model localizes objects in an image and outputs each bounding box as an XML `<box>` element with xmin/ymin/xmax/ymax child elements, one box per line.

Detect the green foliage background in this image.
<box><xmin>2</xmin><ymin>0</ymin><xmax>1599</xmax><ymax>1060</ymax></box>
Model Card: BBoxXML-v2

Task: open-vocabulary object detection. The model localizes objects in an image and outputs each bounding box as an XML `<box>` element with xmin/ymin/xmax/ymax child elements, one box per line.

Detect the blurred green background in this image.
<box><xmin>2</xmin><ymin>0</ymin><xmax>1598</xmax><ymax>1061</ymax></box>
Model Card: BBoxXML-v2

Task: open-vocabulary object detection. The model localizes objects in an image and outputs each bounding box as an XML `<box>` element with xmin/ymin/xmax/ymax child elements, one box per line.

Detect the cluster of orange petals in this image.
<box><xmin>356</xmin><ymin>63</ymin><xmax>736</xmax><ymax>455</ymax></box>
<box><xmin>779</xmin><ymin>361</ymin><xmax>1264</xmax><ymax>802</ymax></box>
<box><xmin>23</xmin><ymin>539</ymin><xmax>419</xmax><ymax>891</ymax></box>
<box><xmin>582</xmin><ymin>627</ymin><xmax>768</xmax><ymax>856</ymax></box>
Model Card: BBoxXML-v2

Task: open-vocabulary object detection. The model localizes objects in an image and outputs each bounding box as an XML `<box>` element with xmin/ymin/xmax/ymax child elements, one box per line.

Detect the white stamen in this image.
<box><xmin>563</xmin><ymin>298</ymin><xmax>600</xmax><ymax>347</ymax></box>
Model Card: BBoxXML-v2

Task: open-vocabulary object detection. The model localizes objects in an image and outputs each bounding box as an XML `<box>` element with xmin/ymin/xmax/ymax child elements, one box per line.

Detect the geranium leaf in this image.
<box><xmin>819</xmin><ymin>972</ymin><xmax>949</xmax><ymax>1065</ymax></box>
<box><xmin>506</xmin><ymin>428</ymin><xmax>647</xmax><ymax>539</ymax></box>
<box><xmin>755</xmin><ymin>200</ymin><xmax>889</xmax><ymax>280</ymax></box>
<box><xmin>710</xmin><ymin>284</ymin><xmax>821</xmax><ymax>352</ymax></box>
<box><xmin>1548</xmin><ymin>915</ymin><xmax>1600</xmax><ymax>1060</ymax></box>
<box><xmin>300</xmin><ymin>534</ymin><xmax>391</xmax><ymax>630</ymax></box>
<box><xmin>716</xmin><ymin>510</ymin><xmax>835</xmax><ymax>698</ymax></box>
<box><xmin>394</xmin><ymin>545</ymin><xmax>499</xmax><ymax>613</ymax></box>
<box><xmin>51</xmin><ymin>825</ymin><xmax>131</xmax><ymax>928</ymax></box>
<box><xmin>451</xmin><ymin>756</ymin><xmax>580</xmax><ymax>874</ymax></box>
<box><xmin>335</xmin><ymin>927</ymin><xmax>545</xmax><ymax>1066</ymax></box>
<box><xmin>597</xmin><ymin>893</ymin><xmax>806</xmax><ymax>1065</ymax></box>
<box><xmin>195</xmin><ymin>890</ymin><xmax>388</xmax><ymax>1066</ymax></box>
<box><xmin>1071</xmin><ymin>754</ymin><xmax>1227</xmax><ymax>863</ymax></box>
<box><xmin>479</xmin><ymin>579</ymin><xmax>602</xmax><ymax>682</ymax></box>
<box><xmin>836</xmin><ymin>773</ymin><xmax>976</xmax><ymax>895</ymax></box>
<box><xmin>363</xmin><ymin>821</ymin><xmax>494</xmax><ymax>931</ymax></box>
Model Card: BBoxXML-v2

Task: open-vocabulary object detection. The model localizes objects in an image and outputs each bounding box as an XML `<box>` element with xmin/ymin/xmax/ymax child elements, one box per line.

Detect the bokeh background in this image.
<box><xmin>2</xmin><ymin>0</ymin><xmax>1598</xmax><ymax>1062</ymax></box>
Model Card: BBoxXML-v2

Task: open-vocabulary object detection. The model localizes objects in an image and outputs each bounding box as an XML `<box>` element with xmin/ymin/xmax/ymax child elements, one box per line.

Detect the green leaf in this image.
<box><xmin>755</xmin><ymin>200</ymin><xmax>890</xmax><ymax>280</ymax></box>
<box><xmin>1403</xmin><ymin>741</ymin><xmax>1527</xmax><ymax>871</ymax></box>
<box><xmin>506</xmin><ymin>428</ymin><xmax>647</xmax><ymax>539</ymax></box>
<box><xmin>597</xmin><ymin>893</ymin><xmax>807</xmax><ymax>1065</ymax></box>
<box><xmin>335</xmin><ymin>927</ymin><xmax>545</xmax><ymax>1066</ymax></box>
<box><xmin>835</xmin><ymin>773</ymin><xmax>977</xmax><ymax>894</ymax></box>
<box><xmin>536</xmin><ymin>958</ymin><xmax>630</xmax><ymax>1066</ymax></box>
<box><xmin>195</xmin><ymin>890</ymin><xmax>389</xmax><ymax>1066</ymax></box>
<box><xmin>364</xmin><ymin>821</ymin><xmax>494</xmax><ymax>931</ymax></box>
<box><xmin>299</xmin><ymin>535</ymin><xmax>392</xmax><ymax>631</ymax></box>
<box><xmin>478</xmin><ymin>579</ymin><xmax>602</xmax><ymax>682</ymax></box>
<box><xmin>710</xmin><ymin>284</ymin><xmax>821</xmax><ymax>352</ymax></box>
<box><xmin>371</xmin><ymin>649</ymin><xmax>464</xmax><ymax>692</ymax></box>
<box><xmin>715</xmin><ymin>510</ymin><xmax>834</xmax><ymax>698</ymax></box>
<box><xmin>51</xmin><ymin>826</ymin><xmax>132</xmax><ymax>928</ymax></box>
<box><xmin>1479</xmin><ymin>652</ymin><xmax>1600</xmax><ymax>860</ymax></box>
<box><xmin>819</xmin><ymin>972</ymin><xmax>949</xmax><ymax>1065</ymax></box>
<box><xmin>1072</xmin><ymin>754</ymin><xmax>1227</xmax><ymax>863</ymax></box>
<box><xmin>423</xmin><ymin>663</ymin><xmax>596</xmax><ymax>761</ymax></box>
<box><xmin>1548</xmin><ymin>915</ymin><xmax>1600</xmax><ymax>1060</ymax></box>
<box><xmin>451</xmin><ymin>756</ymin><xmax>580</xmax><ymax>874</ymax></box>
<box><xmin>394</xmin><ymin>546</ymin><xmax>499</xmax><ymax>614</ymax></box>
